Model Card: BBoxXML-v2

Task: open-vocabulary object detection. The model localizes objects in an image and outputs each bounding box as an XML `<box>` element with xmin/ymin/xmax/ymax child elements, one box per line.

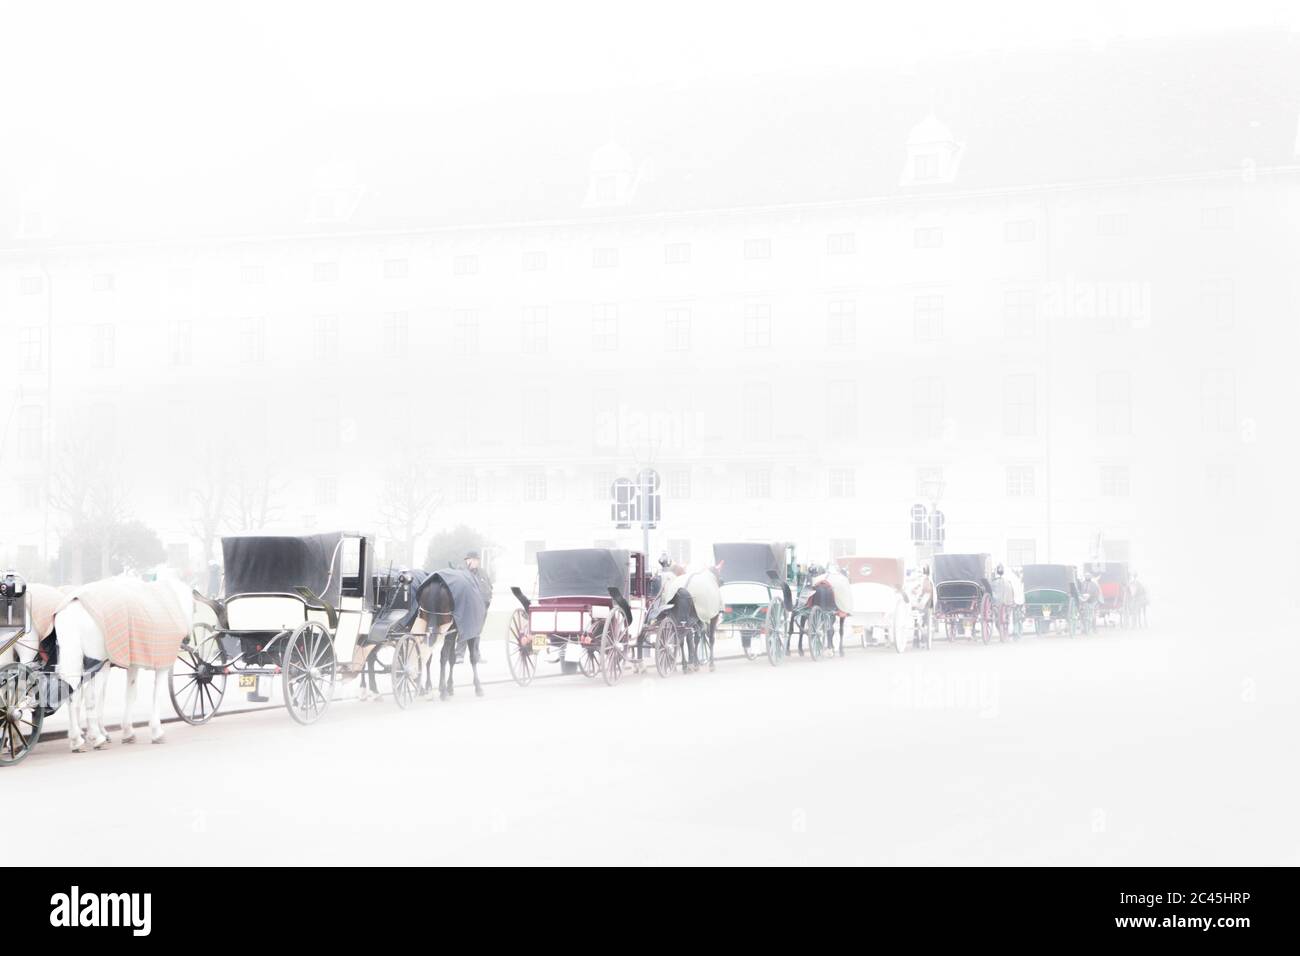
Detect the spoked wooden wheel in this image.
<box><xmin>695</xmin><ymin>625</ymin><xmax>713</xmax><ymax>669</ymax></box>
<box><xmin>170</xmin><ymin>622</ymin><xmax>228</xmax><ymax>725</ymax></box>
<box><xmin>807</xmin><ymin>607</ymin><xmax>828</xmax><ymax>661</ymax></box>
<box><xmin>765</xmin><ymin>600</ymin><xmax>786</xmax><ymax>666</ymax></box>
<box><xmin>505</xmin><ymin>609</ymin><xmax>537</xmax><ymax>686</ymax></box>
<box><xmin>579</xmin><ymin>645</ymin><xmax>600</xmax><ymax>679</ymax></box>
<box><xmin>601</xmin><ymin>608</ymin><xmax>627</xmax><ymax>686</ymax></box>
<box><xmin>656</xmin><ymin>618</ymin><xmax>679</xmax><ymax>677</ymax></box>
<box><xmin>0</xmin><ymin>663</ymin><xmax>42</xmax><ymax>767</ymax></box>
<box><xmin>391</xmin><ymin>635</ymin><xmax>422</xmax><ymax>709</ymax></box>
<box><xmin>283</xmin><ymin>622</ymin><xmax>336</xmax><ymax>725</ymax></box>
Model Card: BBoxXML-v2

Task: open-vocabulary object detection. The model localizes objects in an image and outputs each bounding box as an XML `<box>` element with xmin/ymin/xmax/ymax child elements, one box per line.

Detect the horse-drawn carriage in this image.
<box><xmin>1083</xmin><ymin>562</ymin><xmax>1131</xmax><ymax>628</ymax></box>
<box><xmin>506</xmin><ymin>547</ymin><xmax>711</xmax><ymax>686</ymax></box>
<box><xmin>933</xmin><ymin>553</ymin><xmax>1000</xmax><ymax>643</ymax></box>
<box><xmin>505</xmin><ymin>548</ymin><xmax>638</xmax><ymax>685</ymax></box>
<box><xmin>1</xmin><ymin>572</ymin><xmax>44</xmax><ymax>766</ymax></box>
<box><xmin>0</xmin><ymin>572</ymin><xmax>83</xmax><ymax>765</ymax></box>
<box><xmin>711</xmin><ymin>542</ymin><xmax>794</xmax><ymax>666</ymax></box>
<box><xmin>1021</xmin><ymin>564</ymin><xmax>1082</xmax><ymax>636</ymax></box>
<box><xmin>840</xmin><ymin>556</ymin><xmax>911</xmax><ymax>653</ymax></box>
<box><xmin>173</xmin><ymin>532</ymin><xmax>429</xmax><ymax>726</ymax></box>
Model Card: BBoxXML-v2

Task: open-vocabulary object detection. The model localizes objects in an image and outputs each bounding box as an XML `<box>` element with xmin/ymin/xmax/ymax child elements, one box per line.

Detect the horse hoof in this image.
<box><xmin>122</xmin><ymin>734</ymin><xmax>136</xmax><ymax>745</ymax></box>
<box><xmin>93</xmin><ymin>737</ymin><xmax>109</xmax><ymax>750</ymax></box>
<box><xmin>475</xmin><ymin>686</ymin><xmax>485</xmax><ymax>698</ymax></box>
<box><xmin>151</xmin><ymin>736</ymin><xmax>166</xmax><ymax>745</ymax></box>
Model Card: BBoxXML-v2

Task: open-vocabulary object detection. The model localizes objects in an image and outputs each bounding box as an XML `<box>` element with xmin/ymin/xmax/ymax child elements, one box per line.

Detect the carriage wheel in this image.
<box><xmin>656</xmin><ymin>618</ymin><xmax>679</xmax><ymax>677</ymax></box>
<box><xmin>283</xmin><ymin>622</ymin><xmax>336</xmax><ymax>725</ymax></box>
<box><xmin>0</xmin><ymin>664</ymin><xmax>43</xmax><ymax>767</ymax></box>
<box><xmin>579</xmin><ymin>645</ymin><xmax>600</xmax><ymax>679</ymax></box>
<box><xmin>807</xmin><ymin>607</ymin><xmax>827</xmax><ymax>661</ymax></box>
<box><xmin>505</xmin><ymin>609</ymin><xmax>537</xmax><ymax>687</ymax></box>
<box><xmin>601</xmin><ymin>608</ymin><xmax>627</xmax><ymax>686</ymax></box>
<box><xmin>765</xmin><ymin>599</ymin><xmax>786</xmax><ymax>666</ymax></box>
<box><xmin>170</xmin><ymin>622</ymin><xmax>228</xmax><ymax>725</ymax></box>
<box><xmin>695</xmin><ymin>624</ymin><xmax>713</xmax><ymax>670</ymax></box>
<box><xmin>391</xmin><ymin>635</ymin><xmax>422</xmax><ymax>709</ymax></box>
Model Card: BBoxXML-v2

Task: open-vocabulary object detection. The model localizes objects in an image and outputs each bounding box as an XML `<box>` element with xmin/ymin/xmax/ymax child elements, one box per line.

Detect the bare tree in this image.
<box><xmin>48</xmin><ymin>428</ymin><xmax>129</xmax><ymax>582</ymax></box>
<box><xmin>225</xmin><ymin>459</ymin><xmax>287</xmax><ymax>532</ymax></box>
<box><xmin>377</xmin><ymin>453</ymin><xmax>441</xmax><ymax>567</ymax></box>
<box><xmin>189</xmin><ymin>442</ymin><xmax>230</xmax><ymax>569</ymax></box>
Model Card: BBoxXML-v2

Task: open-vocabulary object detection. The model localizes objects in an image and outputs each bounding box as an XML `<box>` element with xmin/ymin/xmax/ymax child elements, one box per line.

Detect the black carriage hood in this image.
<box><xmin>933</xmin><ymin>553</ymin><xmax>992</xmax><ymax>588</ymax></box>
<box><xmin>537</xmin><ymin>549</ymin><xmax>630</xmax><ymax>599</ymax></box>
<box><xmin>712</xmin><ymin>542</ymin><xmax>786</xmax><ymax>585</ymax></box>
<box><xmin>221</xmin><ymin>532</ymin><xmax>345</xmax><ymax>601</ymax></box>
<box><xmin>1022</xmin><ymin>564</ymin><xmax>1080</xmax><ymax>594</ymax></box>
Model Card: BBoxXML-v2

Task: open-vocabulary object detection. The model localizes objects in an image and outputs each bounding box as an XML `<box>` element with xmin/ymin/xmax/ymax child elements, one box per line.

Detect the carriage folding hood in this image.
<box><xmin>221</xmin><ymin>532</ymin><xmax>347</xmax><ymax>602</ymax></box>
<box><xmin>712</xmin><ymin>542</ymin><xmax>788</xmax><ymax>585</ymax></box>
<box><xmin>1022</xmin><ymin>563</ymin><xmax>1080</xmax><ymax>598</ymax></box>
<box><xmin>536</xmin><ymin>549</ymin><xmax>631</xmax><ymax>599</ymax></box>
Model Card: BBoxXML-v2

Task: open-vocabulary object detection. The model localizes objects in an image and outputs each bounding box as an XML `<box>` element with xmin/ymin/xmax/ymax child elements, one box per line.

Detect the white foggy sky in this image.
<box><xmin>3</xmin><ymin>0</ymin><xmax>1295</xmax><ymax>222</ymax></box>
<box><xmin>3</xmin><ymin>1</ymin><xmax>1296</xmax><ymax>118</ymax></box>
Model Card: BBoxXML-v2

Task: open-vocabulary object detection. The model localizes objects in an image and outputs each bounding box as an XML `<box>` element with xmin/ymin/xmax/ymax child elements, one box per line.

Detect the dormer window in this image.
<box><xmin>583</xmin><ymin>142</ymin><xmax>640</xmax><ymax>208</ymax></box>
<box><xmin>900</xmin><ymin>115</ymin><xmax>964</xmax><ymax>188</ymax></box>
<box><xmin>594</xmin><ymin>175</ymin><xmax>618</xmax><ymax>204</ymax></box>
<box><xmin>913</xmin><ymin>154</ymin><xmax>940</xmax><ymax>181</ymax></box>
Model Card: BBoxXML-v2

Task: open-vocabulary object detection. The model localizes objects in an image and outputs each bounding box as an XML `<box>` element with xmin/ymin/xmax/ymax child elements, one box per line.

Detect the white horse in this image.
<box><xmin>54</xmin><ymin>568</ymin><xmax>193</xmax><ymax>752</ymax></box>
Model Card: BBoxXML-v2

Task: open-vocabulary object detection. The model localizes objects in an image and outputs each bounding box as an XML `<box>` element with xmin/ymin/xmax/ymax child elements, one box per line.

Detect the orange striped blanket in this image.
<box><xmin>27</xmin><ymin>583</ymin><xmax>75</xmax><ymax>641</ymax></box>
<box><xmin>66</xmin><ymin>578</ymin><xmax>188</xmax><ymax>670</ymax></box>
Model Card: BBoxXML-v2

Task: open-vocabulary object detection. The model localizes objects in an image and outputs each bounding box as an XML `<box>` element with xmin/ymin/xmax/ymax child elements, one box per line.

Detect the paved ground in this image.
<box><xmin>11</xmin><ymin>618</ymin><xmax>1297</xmax><ymax>866</ymax></box>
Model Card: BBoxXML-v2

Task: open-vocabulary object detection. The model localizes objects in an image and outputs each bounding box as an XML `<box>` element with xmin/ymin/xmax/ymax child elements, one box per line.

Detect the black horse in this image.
<box><xmin>359</xmin><ymin>570</ymin><xmax>484</xmax><ymax>700</ymax></box>
<box><xmin>655</xmin><ymin>565</ymin><xmax>721</xmax><ymax>673</ymax></box>
<box><xmin>789</xmin><ymin>579</ymin><xmax>846</xmax><ymax>656</ymax></box>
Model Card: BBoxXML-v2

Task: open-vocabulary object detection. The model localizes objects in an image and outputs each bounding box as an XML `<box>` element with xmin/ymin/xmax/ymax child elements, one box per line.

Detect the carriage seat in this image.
<box><xmin>224</xmin><ymin>594</ymin><xmax>331</xmax><ymax>633</ymax></box>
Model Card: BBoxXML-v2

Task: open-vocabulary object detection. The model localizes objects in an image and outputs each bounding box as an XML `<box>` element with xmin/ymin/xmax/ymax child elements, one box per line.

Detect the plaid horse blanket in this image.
<box><xmin>27</xmin><ymin>583</ymin><xmax>74</xmax><ymax>641</ymax></box>
<box><xmin>67</xmin><ymin>578</ymin><xmax>188</xmax><ymax>670</ymax></box>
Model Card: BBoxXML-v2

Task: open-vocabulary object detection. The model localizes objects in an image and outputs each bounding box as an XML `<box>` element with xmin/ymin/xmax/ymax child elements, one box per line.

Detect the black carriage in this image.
<box><xmin>0</xmin><ymin>572</ymin><xmax>75</xmax><ymax>766</ymax></box>
<box><xmin>933</xmin><ymin>553</ymin><xmax>1000</xmax><ymax>643</ymax></box>
<box><xmin>171</xmin><ymin>532</ymin><xmax>426</xmax><ymax>726</ymax></box>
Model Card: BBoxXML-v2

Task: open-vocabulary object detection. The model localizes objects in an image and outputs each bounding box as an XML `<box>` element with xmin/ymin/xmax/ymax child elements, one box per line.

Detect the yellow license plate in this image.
<box><xmin>239</xmin><ymin>675</ymin><xmax>258</xmax><ymax>689</ymax></box>
<box><xmin>531</xmin><ymin>634</ymin><xmax>547</xmax><ymax>650</ymax></box>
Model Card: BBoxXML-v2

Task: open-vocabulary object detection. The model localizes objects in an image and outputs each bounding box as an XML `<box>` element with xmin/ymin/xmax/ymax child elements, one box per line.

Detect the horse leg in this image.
<box><xmin>415</xmin><ymin>639</ymin><xmax>435</xmax><ymax>700</ymax></box>
<box><xmin>439</xmin><ymin>631</ymin><xmax>455</xmax><ymax>700</ymax></box>
<box><xmin>469</xmin><ymin>637</ymin><xmax>484</xmax><ymax>697</ymax></box>
<box><xmin>149</xmin><ymin>667</ymin><xmax>169</xmax><ymax>742</ymax></box>
<box><xmin>68</xmin><ymin>682</ymin><xmax>87</xmax><ymax>753</ymax></box>
<box><xmin>88</xmin><ymin>667</ymin><xmax>110</xmax><ymax>748</ymax></box>
<box><xmin>838</xmin><ymin>617</ymin><xmax>846</xmax><ymax>656</ymax></box>
<box><xmin>121</xmin><ymin>667</ymin><xmax>140</xmax><ymax>743</ymax></box>
<box><xmin>707</xmin><ymin>619</ymin><xmax>717</xmax><ymax>671</ymax></box>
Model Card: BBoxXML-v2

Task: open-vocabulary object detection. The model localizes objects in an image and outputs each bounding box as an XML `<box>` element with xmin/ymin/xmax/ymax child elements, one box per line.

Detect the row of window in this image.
<box><xmin>19</xmin><ymin>202</ymin><xmax>1244</xmax><ymax>298</ymax></box>
<box><xmin>10</xmin><ymin>274</ymin><xmax>1238</xmax><ymax>375</ymax></box>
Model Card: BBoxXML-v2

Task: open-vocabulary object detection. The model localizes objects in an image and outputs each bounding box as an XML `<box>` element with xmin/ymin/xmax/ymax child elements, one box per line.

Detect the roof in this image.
<box><xmin>2</xmin><ymin>31</ymin><xmax>1298</xmax><ymax>245</ymax></box>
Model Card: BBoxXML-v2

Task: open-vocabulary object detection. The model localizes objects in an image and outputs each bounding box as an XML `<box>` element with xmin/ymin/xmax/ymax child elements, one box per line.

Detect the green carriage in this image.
<box><xmin>1022</xmin><ymin>564</ymin><xmax>1083</xmax><ymax>636</ymax></box>
<box><xmin>712</xmin><ymin>542</ymin><xmax>796</xmax><ymax>666</ymax></box>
